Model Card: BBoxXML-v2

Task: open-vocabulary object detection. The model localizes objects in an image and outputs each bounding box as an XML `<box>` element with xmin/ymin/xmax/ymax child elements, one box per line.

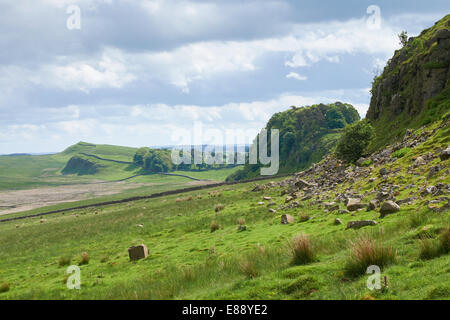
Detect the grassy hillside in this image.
<box><xmin>0</xmin><ymin>120</ymin><xmax>447</xmax><ymax>300</ymax></box>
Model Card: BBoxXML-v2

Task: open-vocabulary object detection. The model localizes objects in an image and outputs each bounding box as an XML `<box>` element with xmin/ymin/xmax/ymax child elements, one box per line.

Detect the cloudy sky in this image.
<box><xmin>0</xmin><ymin>0</ymin><xmax>448</xmax><ymax>153</ymax></box>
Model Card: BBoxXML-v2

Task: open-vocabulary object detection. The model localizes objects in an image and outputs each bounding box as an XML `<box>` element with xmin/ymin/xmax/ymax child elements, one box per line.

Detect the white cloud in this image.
<box><xmin>286</xmin><ymin>72</ymin><xmax>307</xmax><ymax>81</ymax></box>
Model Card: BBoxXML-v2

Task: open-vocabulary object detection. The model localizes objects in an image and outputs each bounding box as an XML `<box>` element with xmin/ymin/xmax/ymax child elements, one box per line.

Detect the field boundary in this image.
<box><xmin>0</xmin><ymin>174</ymin><xmax>292</xmax><ymax>223</ymax></box>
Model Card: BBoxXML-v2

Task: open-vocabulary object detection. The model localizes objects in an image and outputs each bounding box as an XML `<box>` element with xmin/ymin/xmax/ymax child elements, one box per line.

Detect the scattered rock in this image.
<box><xmin>439</xmin><ymin>146</ymin><xmax>450</xmax><ymax>161</ymax></box>
<box><xmin>413</xmin><ymin>156</ymin><xmax>426</xmax><ymax>167</ymax></box>
<box><xmin>281</xmin><ymin>214</ymin><xmax>294</xmax><ymax>224</ymax></box>
<box><xmin>295</xmin><ymin>179</ymin><xmax>315</xmax><ymax>189</ymax></box>
<box><xmin>237</xmin><ymin>225</ymin><xmax>247</xmax><ymax>232</ymax></box>
<box><xmin>347</xmin><ymin>198</ymin><xmax>366</xmax><ymax>211</ymax></box>
<box><xmin>380</xmin><ymin>200</ymin><xmax>400</xmax><ymax>217</ymax></box>
<box><xmin>268</xmin><ymin>208</ymin><xmax>277</xmax><ymax>213</ymax></box>
<box><xmin>262</xmin><ymin>196</ymin><xmax>272</xmax><ymax>201</ymax></box>
<box><xmin>367</xmin><ymin>200</ymin><xmax>379</xmax><ymax>211</ymax></box>
<box><xmin>40</xmin><ymin>219</ymin><xmax>47</xmax><ymax>223</ymax></box>
<box><xmin>427</xmin><ymin>165</ymin><xmax>441</xmax><ymax>179</ymax></box>
<box><xmin>128</xmin><ymin>244</ymin><xmax>149</xmax><ymax>261</ymax></box>
<box><xmin>334</xmin><ymin>218</ymin><xmax>343</xmax><ymax>225</ymax></box>
<box><xmin>346</xmin><ymin>220</ymin><xmax>378</xmax><ymax>229</ymax></box>
<box><xmin>338</xmin><ymin>209</ymin><xmax>350</xmax><ymax>214</ymax></box>
<box><xmin>285</xmin><ymin>196</ymin><xmax>294</xmax><ymax>203</ymax></box>
<box><xmin>379</xmin><ymin>168</ymin><xmax>388</xmax><ymax>176</ymax></box>
<box><xmin>137</xmin><ymin>224</ymin><xmax>144</xmax><ymax>228</ymax></box>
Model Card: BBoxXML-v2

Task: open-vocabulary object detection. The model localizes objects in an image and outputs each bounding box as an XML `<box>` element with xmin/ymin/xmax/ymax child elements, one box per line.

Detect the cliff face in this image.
<box><xmin>366</xmin><ymin>15</ymin><xmax>450</xmax><ymax>148</ymax></box>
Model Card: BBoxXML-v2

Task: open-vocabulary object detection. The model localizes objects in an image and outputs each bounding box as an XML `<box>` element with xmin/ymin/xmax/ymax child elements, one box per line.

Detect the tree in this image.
<box><xmin>335</xmin><ymin>120</ymin><xmax>374</xmax><ymax>163</ymax></box>
<box><xmin>398</xmin><ymin>31</ymin><xmax>408</xmax><ymax>47</ymax></box>
<box><xmin>325</xmin><ymin>109</ymin><xmax>346</xmax><ymax>129</ymax></box>
<box><xmin>133</xmin><ymin>147</ymin><xmax>150</xmax><ymax>166</ymax></box>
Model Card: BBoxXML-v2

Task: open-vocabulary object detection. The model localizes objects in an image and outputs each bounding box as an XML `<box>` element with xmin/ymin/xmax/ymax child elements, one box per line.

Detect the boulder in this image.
<box><xmin>413</xmin><ymin>156</ymin><xmax>426</xmax><ymax>167</ymax></box>
<box><xmin>346</xmin><ymin>220</ymin><xmax>378</xmax><ymax>229</ymax></box>
<box><xmin>367</xmin><ymin>200</ymin><xmax>379</xmax><ymax>211</ymax></box>
<box><xmin>281</xmin><ymin>214</ymin><xmax>294</xmax><ymax>225</ymax></box>
<box><xmin>439</xmin><ymin>146</ymin><xmax>450</xmax><ymax>161</ymax></box>
<box><xmin>347</xmin><ymin>198</ymin><xmax>366</xmax><ymax>211</ymax></box>
<box><xmin>128</xmin><ymin>244</ymin><xmax>149</xmax><ymax>261</ymax></box>
<box><xmin>380</xmin><ymin>201</ymin><xmax>400</xmax><ymax>217</ymax></box>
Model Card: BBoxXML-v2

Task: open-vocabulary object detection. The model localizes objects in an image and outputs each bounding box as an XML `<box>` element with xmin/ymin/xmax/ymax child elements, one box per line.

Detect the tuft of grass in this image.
<box><xmin>236</xmin><ymin>218</ymin><xmax>245</xmax><ymax>225</ymax></box>
<box><xmin>299</xmin><ymin>214</ymin><xmax>311</xmax><ymax>222</ymax></box>
<box><xmin>392</xmin><ymin>147</ymin><xmax>411</xmax><ymax>159</ymax></box>
<box><xmin>214</xmin><ymin>204</ymin><xmax>225</xmax><ymax>213</ymax></box>
<box><xmin>239</xmin><ymin>259</ymin><xmax>259</xmax><ymax>279</ymax></box>
<box><xmin>0</xmin><ymin>282</ymin><xmax>10</xmax><ymax>293</ymax></box>
<box><xmin>419</xmin><ymin>238</ymin><xmax>440</xmax><ymax>260</ymax></box>
<box><xmin>58</xmin><ymin>256</ymin><xmax>71</xmax><ymax>267</ymax></box>
<box><xmin>289</xmin><ymin>234</ymin><xmax>316</xmax><ymax>265</ymax></box>
<box><xmin>361</xmin><ymin>159</ymin><xmax>373</xmax><ymax>167</ymax></box>
<box><xmin>344</xmin><ymin>236</ymin><xmax>396</xmax><ymax>277</ymax></box>
<box><xmin>439</xmin><ymin>227</ymin><xmax>450</xmax><ymax>254</ymax></box>
<box><xmin>419</xmin><ymin>227</ymin><xmax>450</xmax><ymax>260</ymax></box>
<box><xmin>408</xmin><ymin>211</ymin><xmax>430</xmax><ymax>229</ymax></box>
<box><xmin>210</xmin><ymin>221</ymin><xmax>220</xmax><ymax>233</ymax></box>
<box><xmin>79</xmin><ymin>252</ymin><xmax>89</xmax><ymax>265</ymax></box>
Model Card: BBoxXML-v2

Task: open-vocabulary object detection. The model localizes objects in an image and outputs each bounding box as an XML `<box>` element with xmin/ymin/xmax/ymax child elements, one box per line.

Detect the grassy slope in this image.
<box><xmin>0</xmin><ymin>124</ymin><xmax>448</xmax><ymax>300</ymax></box>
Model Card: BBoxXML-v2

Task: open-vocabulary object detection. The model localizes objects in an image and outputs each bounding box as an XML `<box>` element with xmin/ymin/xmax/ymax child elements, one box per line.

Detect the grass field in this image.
<box><xmin>0</xmin><ymin>124</ymin><xmax>448</xmax><ymax>300</ymax></box>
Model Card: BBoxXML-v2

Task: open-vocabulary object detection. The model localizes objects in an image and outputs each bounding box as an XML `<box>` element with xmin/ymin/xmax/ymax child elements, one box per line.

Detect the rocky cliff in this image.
<box><xmin>366</xmin><ymin>15</ymin><xmax>450</xmax><ymax>149</ymax></box>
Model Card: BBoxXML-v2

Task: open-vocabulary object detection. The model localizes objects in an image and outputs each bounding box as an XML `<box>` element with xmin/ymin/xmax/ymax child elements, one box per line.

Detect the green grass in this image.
<box><xmin>0</xmin><ymin>123</ymin><xmax>448</xmax><ymax>300</ymax></box>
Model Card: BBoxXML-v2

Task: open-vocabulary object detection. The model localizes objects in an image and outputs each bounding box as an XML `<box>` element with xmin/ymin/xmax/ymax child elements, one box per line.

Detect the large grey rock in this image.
<box><xmin>347</xmin><ymin>198</ymin><xmax>366</xmax><ymax>211</ymax></box>
<box><xmin>128</xmin><ymin>244</ymin><xmax>149</xmax><ymax>261</ymax></box>
<box><xmin>440</xmin><ymin>146</ymin><xmax>450</xmax><ymax>161</ymax></box>
<box><xmin>380</xmin><ymin>201</ymin><xmax>400</xmax><ymax>217</ymax></box>
<box><xmin>346</xmin><ymin>220</ymin><xmax>378</xmax><ymax>229</ymax></box>
<box><xmin>281</xmin><ymin>214</ymin><xmax>294</xmax><ymax>225</ymax></box>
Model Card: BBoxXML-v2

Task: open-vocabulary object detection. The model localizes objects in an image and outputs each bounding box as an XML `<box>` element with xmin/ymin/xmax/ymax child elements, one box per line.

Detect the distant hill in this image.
<box><xmin>62</xmin><ymin>141</ymin><xmax>138</xmax><ymax>162</ymax></box>
<box><xmin>227</xmin><ymin>102</ymin><xmax>360</xmax><ymax>181</ymax></box>
<box><xmin>366</xmin><ymin>14</ymin><xmax>450</xmax><ymax>149</ymax></box>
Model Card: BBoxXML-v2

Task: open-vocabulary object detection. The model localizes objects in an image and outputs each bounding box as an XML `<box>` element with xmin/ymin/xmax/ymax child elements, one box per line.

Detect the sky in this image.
<box><xmin>0</xmin><ymin>0</ymin><xmax>448</xmax><ymax>154</ymax></box>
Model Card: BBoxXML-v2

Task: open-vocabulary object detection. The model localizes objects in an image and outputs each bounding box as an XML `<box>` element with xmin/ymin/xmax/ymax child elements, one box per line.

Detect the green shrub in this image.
<box><xmin>335</xmin><ymin>120</ymin><xmax>374</xmax><ymax>163</ymax></box>
<box><xmin>392</xmin><ymin>147</ymin><xmax>411</xmax><ymax>159</ymax></box>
